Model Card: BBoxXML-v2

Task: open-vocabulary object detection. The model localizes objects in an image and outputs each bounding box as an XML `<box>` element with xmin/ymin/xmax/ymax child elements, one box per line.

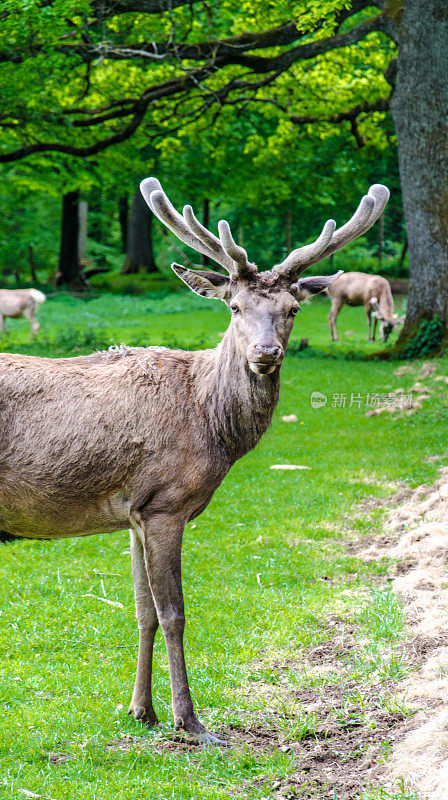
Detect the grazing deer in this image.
<box><xmin>0</xmin><ymin>179</ymin><xmax>389</xmax><ymax>744</ymax></box>
<box><xmin>0</xmin><ymin>288</ymin><xmax>46</xmax><ymax>337</ymax></box>
<box><xmin>326</xmin><ymin>271</ymin><xmax>404</xmax><ymax>342</ymax></box>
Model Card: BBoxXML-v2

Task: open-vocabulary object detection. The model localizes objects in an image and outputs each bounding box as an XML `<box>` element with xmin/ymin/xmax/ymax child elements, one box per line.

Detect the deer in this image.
<box><xmin>0</xmin><ymin>178</ymin><xmax>389</xmax><ymax>744</ymax></box>
<box><xmin>0</xmin><ymin>288</ymin><xmax>46</xmax><ymax>337</ymax></box>
<box><xmin>326</xmin><ymin>271</ymin><xmax>405</xmax><ymax>342</ymax></box>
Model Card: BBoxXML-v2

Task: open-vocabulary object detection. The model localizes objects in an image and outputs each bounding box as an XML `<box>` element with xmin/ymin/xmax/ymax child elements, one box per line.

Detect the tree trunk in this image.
<box><xmin>56</xmin><ymin>191</ymin><xmax>80</xmax><ymax>287</ymax></box>
<box><xmin>78</xmin><ymin>200</ymin><xmax>88</xmax><ymax>264</ymax></box>
<box><xmin>122</xmin><ymin>189</ymin><xmax>157</xmax><ymax>274</ymax></box>
<box><xmin>119</xmin><ymin>195</ymin><xmax>129</xmax><ymax>253</ymax></box>
<box><xmin>202</xmin><ymin>197</ymin><xmax>210</xmax><ymax>266</ymax></box>
<box><xmin>399</xmin><ymin>235</ymin><xmax>408</xmax><ymax>272</ymax></box>
<box><xmin>28</xmin><ymin>245</ymin><xmax>37</xmax><ymax>281</ymax></box>
<box><xmin>392</xmin><ymin>0</ymin><xmax>448</xmax><ymax>347</ymax></box>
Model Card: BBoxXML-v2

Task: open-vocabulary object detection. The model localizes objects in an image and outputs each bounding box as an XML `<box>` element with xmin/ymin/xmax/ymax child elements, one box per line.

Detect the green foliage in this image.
<box><xmin>401</xmin><ymin>316</ymin><xmax>444</xmax><ymax>359</ymax></box>
<box><xmin>0</xmin><ymin>0</ymin><xmax>404</xmax><ymax>287</ymax></box>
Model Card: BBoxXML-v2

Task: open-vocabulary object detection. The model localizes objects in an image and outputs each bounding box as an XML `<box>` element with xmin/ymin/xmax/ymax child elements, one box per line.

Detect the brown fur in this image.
<box><xmin>326</xmin><ymin>271</ymin><xmax>401</xmax><ymax>342</ymax></box>
<box><xmin>0</xmin><ymin>280</ymin><xmax>294</xmax><ymax>743</ymax></box>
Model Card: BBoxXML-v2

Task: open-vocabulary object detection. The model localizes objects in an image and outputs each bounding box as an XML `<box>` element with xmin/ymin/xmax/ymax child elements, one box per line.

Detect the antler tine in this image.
<box><xmin>140</xmin><ymin>177</ymin><xmax>162</xmax><ymax>213</ymax></box>
<box><xmin>218</xmin><ymin>221</ymin><xmax>257</xmax><ymax>278</ymax></box>
<box><xmin>306</xmin><ymin>183</ymin><xmax>390</xmax><ymax>268</ymax></box>
<box><xmin>272</xmin><ymin>184</ymin><xmax>390</xmax><ymax>280</ymax></box>
<box><xmin>271</xmin><ymin>218</ymin><xmax>336</xmax><ymax>280</ymax></box>
<box><xmin>182</xmin><ymin>205</ymin><xmax>237</xmax><ymax>275</ymax></box>
<box><xmin>141</xmin><ymin>179</ymin><xmax>223</xmax><ymax>267</ymax></box>
<box><xmin>140</xmin><ymin>178</ymin><xmax>255</xmax><ymax>278</ymax></box>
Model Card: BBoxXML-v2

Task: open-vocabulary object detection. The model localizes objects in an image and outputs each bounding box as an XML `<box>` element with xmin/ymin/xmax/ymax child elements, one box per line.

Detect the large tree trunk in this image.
<box><xmin>55</xmin><ymin>191</ymin><xmax>81</xmax><ymax>287</ymax></box>
<box><xmin>392</xmin><ymin>0</ymin><xmax>448</xmax><ymax>348</ymax></box>
<box><xmin>122</xmin><ymin>189</ymin><xmax>157</xmax><ymax>274</ymax></box>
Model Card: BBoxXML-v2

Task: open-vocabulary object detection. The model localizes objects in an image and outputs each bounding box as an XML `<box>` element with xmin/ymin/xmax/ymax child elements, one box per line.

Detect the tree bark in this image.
<box><xmin>28</xmin><ymin>245</ymin><xmax>37</xmax><ymax>281</ymax></box>
<box><xmin>392</xmin><ymin>0</ymin><xmax>448</xmax><ymax>345</ymax></box>
<box><xmin>122</xmin><ymin>189</ymin><xmax>157</xmax><ymax>274</ymax></box>
<box><xmin>56</xmin><ymin>191</ymin><xmax>81</xmax><ymax>286</ymax></box>
<box><xmin>399</xmin><ymin>235</ymin><xmax>408</xmax><ymax>272</ymax></box>
<box><xmin>78</xmin><ymin>200</ymin><xmax>88</xmax><ymax>263</ymax></box>
<box><xmin>119</xmin><ymin>195</ymin><xmax>129</xmax><ymax>253</ymax></box>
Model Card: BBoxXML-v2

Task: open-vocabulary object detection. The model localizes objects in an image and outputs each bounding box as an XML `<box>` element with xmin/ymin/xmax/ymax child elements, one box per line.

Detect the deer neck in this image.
<box><xmin>192</xmin><ymin>326</ymin><xmax>281</xmax><ymax>462</ymax></box>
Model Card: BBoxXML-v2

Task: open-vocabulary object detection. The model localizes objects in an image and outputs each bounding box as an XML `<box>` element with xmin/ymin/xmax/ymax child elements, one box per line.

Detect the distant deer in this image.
<box><xmin>0</xmin><ymin>179</ymin><xmax>388</xmax><ymax>744</ymax></box>
<box><xmin>326</xmin><ymin>271</ymin><xmax>405</xmax><ymax>342</ymax></box>
<box><xmin>0</xmin><ymin>288</ymin><xmax>46</xmax><ymax>337</ymax></box>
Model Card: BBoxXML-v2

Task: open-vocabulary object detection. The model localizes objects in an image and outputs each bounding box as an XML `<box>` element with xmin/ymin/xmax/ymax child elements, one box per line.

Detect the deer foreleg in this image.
<box><xmin>22</xmin><ymin>308</ymin><xmax>40</xmax><ymax>338</ymax></box>
<box><xmin>139</xmin><ymin>512</ymin><xmax>224</xmax><ymax>744</ymax></box>
<box><xmin>128</xmin><ymin>528</ymin><xmax>159</xmax><ymax>726</ymax></box>
<box><xmin>328</xmin><ymin>300</ymin><xmax>341</xmax><ymax>342</ymax></box>
<box><xmin>366</xmin><ymin>305</ymin><xmax>373</xmax><ymax>341</ymax></box>
<box><xmin>0</xmin><ymin>315</ymin><xmax>5</xmax><ymax>335</ymax></box>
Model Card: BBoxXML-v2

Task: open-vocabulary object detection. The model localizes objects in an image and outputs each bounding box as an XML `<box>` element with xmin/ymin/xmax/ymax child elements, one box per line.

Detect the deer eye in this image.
<box><xmin>230</xmin><ymin>304</ymin><xmax>240</xmax><ymax>314</ymax></box>
<box><xmin>290</xmin><ymin>305</ymin><xmax>300</xmax><ymax>317</ymax></box>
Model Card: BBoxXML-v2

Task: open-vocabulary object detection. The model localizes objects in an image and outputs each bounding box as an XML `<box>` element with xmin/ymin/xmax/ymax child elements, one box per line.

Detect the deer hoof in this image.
<box><xmin>175</xmin><ymin>715</ymin><xmax>227</xmax><ymax>745</ymax></box>
<box><xmin>195</xmin><ymin>730</ymin><xmax>228</xmax><ymax>746</ymax></box>
<box><xmin>128</xmin><ymin>704</ymin><xmax>159</xmax><ymax>727</ymax></box>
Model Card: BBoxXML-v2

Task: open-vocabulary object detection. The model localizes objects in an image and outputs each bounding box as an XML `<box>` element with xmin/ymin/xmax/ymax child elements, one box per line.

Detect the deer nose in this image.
<box><xmin>252</xmin><ymin>344</ymin><xmax>283</xmax><ymax>362</ymax></box>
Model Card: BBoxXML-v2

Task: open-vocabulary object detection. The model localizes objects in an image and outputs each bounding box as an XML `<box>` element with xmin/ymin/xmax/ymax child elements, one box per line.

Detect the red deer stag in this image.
<box><xmin>0</xmin><ymin>179</ymin><xmax>389</xmax><ymax>743</ymax></box>
<box><xmin>326</xmin><ymin>271</ymin><xmax>404</xmax><ymax>342</ymax></box>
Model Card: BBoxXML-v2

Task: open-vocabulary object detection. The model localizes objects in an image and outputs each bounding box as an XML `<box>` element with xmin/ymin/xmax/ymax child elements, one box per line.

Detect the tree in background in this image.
<box><xmin>122</xmin><ymin>188</ymin><xmax>157</xmax><ymax>274</ymax></box>
<box><xmin>0</xmin><ymin>0</ymin><xmax>446</xmax><ymax>348</ymax></box>
<box><xmin>56</xmin><ymin>191</ymin><xmax>81</xmax><ymax>286</ymax></box>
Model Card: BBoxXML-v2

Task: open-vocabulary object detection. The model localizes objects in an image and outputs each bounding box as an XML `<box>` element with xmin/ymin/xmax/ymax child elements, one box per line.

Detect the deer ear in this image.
<box><xmin>290</xmin><ymin>271</ymin><xmax>343</xmax><ymax>302</ymax></box>
<box><xmin>171</xmin><ymin>263</ymin><xmax>231</xmax><ymax>301</ymax></box>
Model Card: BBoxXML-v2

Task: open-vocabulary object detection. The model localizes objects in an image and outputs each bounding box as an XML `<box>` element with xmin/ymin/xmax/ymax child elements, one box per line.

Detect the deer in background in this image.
<box><xmin>0</xmin><ymin>288</ymin><xmax>46</xmax><ymax>337</ymax></box>
<box><xmin>0</xmin><ymin>179</ymin><xmax>389</xmax><ymax>744</ymax></box>
<box><xmin>326</xmin><ymin>271</ymin><xmax>405</xmax><ymax>342</ymax></box>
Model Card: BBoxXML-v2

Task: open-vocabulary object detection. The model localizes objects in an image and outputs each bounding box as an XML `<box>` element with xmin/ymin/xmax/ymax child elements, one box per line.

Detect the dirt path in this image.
<box><xmin>359</xmin><ymin>467</ymin><xmax>448</xmax><ymax>799</ymax></box>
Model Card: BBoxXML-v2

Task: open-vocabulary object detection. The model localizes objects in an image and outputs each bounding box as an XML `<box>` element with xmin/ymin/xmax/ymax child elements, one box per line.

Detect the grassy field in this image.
<box><xmin>0</xmin><ymin>288</ymin><xmax>444</xmax><ymax>800</ymax></box>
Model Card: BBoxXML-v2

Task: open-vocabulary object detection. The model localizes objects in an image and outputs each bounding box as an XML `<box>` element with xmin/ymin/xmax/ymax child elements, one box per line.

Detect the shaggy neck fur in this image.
<box><xmin>192</xmin><ymin>325</ymin><xmax>280</xmax><ymax>462</ymax></box>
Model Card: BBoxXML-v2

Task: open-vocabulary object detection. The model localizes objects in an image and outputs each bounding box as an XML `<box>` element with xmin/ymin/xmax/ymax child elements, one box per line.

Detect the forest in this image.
<box><xmin>1</xmin><ymin>2</ymin><xmax>409</xmax><ymax>305</ymax></box>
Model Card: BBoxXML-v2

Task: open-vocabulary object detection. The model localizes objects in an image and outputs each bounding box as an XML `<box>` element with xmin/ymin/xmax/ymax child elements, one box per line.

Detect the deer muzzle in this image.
<box><xmin>247</xmin><ymin>344</ymin><xmax>284</xmax><ymax>375</ymax></box>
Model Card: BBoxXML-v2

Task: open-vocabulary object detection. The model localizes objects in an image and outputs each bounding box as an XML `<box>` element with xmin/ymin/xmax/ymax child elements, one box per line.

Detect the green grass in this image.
<box><xmin>0</xmin><ymin>289</ymin><xmax>442</xmax><ymax>799</ymax></box>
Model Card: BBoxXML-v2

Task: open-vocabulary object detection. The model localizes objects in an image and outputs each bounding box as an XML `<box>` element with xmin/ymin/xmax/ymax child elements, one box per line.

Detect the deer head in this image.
<box><xmin>370</xmin><ymin>298</ymin><xmax>405</xmax><ymax>342</ymax></box>
<box><xmin>141</xmin><ymin>178</ymin><xmax>389</xmax><ymax>375</ymax></box>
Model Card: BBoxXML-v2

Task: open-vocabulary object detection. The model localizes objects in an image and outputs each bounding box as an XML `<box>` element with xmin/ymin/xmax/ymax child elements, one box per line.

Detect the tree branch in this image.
<box><xmin>0</xmin><ymin>4</ymin><xmax>394</xmax><ymax>163</ymax></box>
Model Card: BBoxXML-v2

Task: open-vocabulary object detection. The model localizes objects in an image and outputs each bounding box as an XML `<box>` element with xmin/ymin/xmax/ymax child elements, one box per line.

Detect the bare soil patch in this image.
<box><xmin>356</xmin><ymin>466</ymin><xmax>448</xmax><ymax>799</ymax></box>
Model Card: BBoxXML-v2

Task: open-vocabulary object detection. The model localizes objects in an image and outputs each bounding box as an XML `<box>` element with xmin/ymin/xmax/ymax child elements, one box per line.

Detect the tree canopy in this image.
<box><xmin>1</xmin><ymin>1</ymin><xmax>396</xmax><ymax>162</ymax></box>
